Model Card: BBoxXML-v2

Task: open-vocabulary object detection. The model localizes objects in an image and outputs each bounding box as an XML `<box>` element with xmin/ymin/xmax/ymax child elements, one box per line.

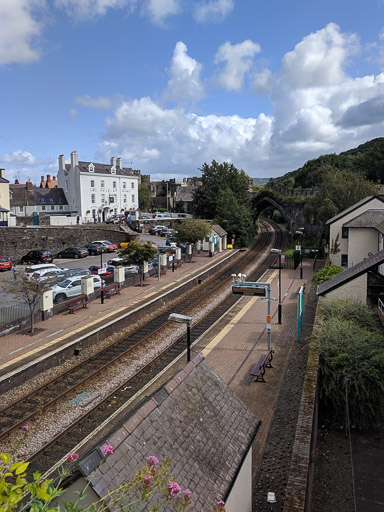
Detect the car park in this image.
<box><xmin>91</xmin><ymin>240</ymin><xmax>118</xmax><ymax>252</ymax></box>
<box><xmin>0</xmin><ymin>258</ymin><xmax>12</xmax><ymax>271</ymax></box>
<box><xmin>54</xmin><ymin>268</ymin><xmax>91</xmax><ymax>283</ymax></box>
<box><xmin>52</xmin><ymin>275</ymin><xmax>103</xmax><ymax>303</ymax></box>
<box><xmin>21</xmin><ymin>250</ymin><xmax>54</xmax><ymax>264</ymax></box>
<box><xmin>106</xmin><ymin>215</ymin><xmax>120</xmax><ymax>224</ymax></box>
<box><xmin>83</xmin><ymin>243</ymin><xmax>103</xmax><ymax>256</ymax></box>
<box><xmin>149</xmin><ymin>225</ymin><xmax>167</xmax><ymax>235</ymax></box>
<box><xmin>24</xmin><ymin>263</ymin><xmax>63</xmax><ymax>278</ymax></box>
<box><xmin>107</xmin><ymin>258</ymin><xmax>140</xmax><ymax>274</ymax></box>
<box><xmin>89</xmin><ymin>265</ymin><xmax>114</xmax><ymax>280</ymax></box>
<box><xmin>57</xmin><ymin>247</ymin><xmax>89</xmax><ymax>259</ymax></box>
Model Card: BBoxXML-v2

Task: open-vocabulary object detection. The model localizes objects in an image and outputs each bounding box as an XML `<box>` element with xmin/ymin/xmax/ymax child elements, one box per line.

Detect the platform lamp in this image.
<box><xmin>168</xmin><ymin>313</ymin><xmax>192</xmax><ymax>362</ymax></box>
<box><xmin>100</xmin><ymin>249</ymin><xmax>104</xmax><ymax>304</ymax></box>
<box><xmin>270</xmin><ymin>248</ymin><xmax>282</xmax><ymax>324</ymax></box>
<box><xmin>295</xmin><ymin>228</ymin><xmax>304</xmax><ymax>279</ymax></box>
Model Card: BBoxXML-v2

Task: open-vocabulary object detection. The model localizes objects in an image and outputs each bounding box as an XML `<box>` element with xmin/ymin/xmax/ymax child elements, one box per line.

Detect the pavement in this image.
<box><xmin>0</xmin><ymin>246</ymin><xmax>316</xmax><ymax>510</ymax></box>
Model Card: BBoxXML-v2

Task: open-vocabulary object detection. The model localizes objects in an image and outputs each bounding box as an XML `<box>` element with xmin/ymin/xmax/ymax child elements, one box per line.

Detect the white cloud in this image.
<box><xmin>1</xmin><ymin>150</ymin><xmax>37</xmax><ymax>166</ymax></box>
<box><xmin>54</xmin><ymin>0</ymin><xmax>137</xmax><ymax>20</ymax></box>
<box><xmin>193</xmin><ymin>0</ymin><xmax>234</xmax><ymax>23</ymax></box>
<box><xmin>75</xmin><ymin>95</ymin><xmax>112</xmax><ymax>109</ymax></box>
<box><xmin>253</xmin><ymin>69</ymin><xmax>273</xmax><ymax>95</ymax></box>
<box><xmin>163</xmin><ymin>41</ymin><xmax>205</xmax><ymax>106</ymax></box>
<box><xmin>141</xmin><ymin>0</ymin><xmax>181</xmax><ymax>26</ymax></box>
<box><xmin>0</xmin><ymin>0</ymin><xmax>47</xmax><ymax>66</ymax></box>
<box><xmin>214</xmin><ymin>40</ymin><xmax>261</xmax><ymax>91</ymax></box>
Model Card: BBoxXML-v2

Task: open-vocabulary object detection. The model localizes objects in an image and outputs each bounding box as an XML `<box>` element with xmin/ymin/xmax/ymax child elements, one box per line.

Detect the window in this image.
<box><xmin>101</xmin><ymin>194</ymin><xmax>105</xmax><ymax>204</ymax></box>
<box><xmin>131</xmin><ymin>182</ymin><xmax>134</xmax><ymax>189</ymax></box>
<box><xmin>112</xmin><ymin>181</ymin><xmax>116</xmax><ymax>188</ymax></box>
<box><xmin>91</xmin><ymin>180</ymin><xmax>95</xmax><ymax>187</ymax></box>
<box><xmin>66</xmin><ymin>180</ymin><xmax>69</xmax><ymax>192</ymax></box>
<box><xmin>91</xmin><ymin>194</ymin><xmax>96</xmax><ymax>204</ymax></box>
<box><xmin>92</xmin><ymin>209</ymin><xmax>96</xmax><ymax>217</ymax></box>
<box><xmin>341</xmin><ymin>254</ymin><xmax>348</xmax><ymax>267</ymax></box>
<box><xmin>51</xmin><ymin>206</ymin><xmax>55</xmax><ymax>210</ymax></box>
<box><xmin>342</xmin><ymin>227</ymin><xmax>349</xmax><ymax>238</ymax></box>
<box><xmin>89</xmin><ymin>163</ymin><xmax>95</xmax><ymax>173</ymax></box>
<box><xmin>131</xmin><ymin>194</ymin><xmax>135</xmax><ymax>202</ymax></box>
<box><xmin>123</xmin><ymin>181</ymin><xmax>126</xmax><ymax>189</ymax></box>
<box><xmin>19</xmin><ymin>206</ymin><xmax>23</xmax><ymax>212</ymax></box>
<box><xmin>109</xmin><ymin>196</ymin><xmax>115</xmax><ymax>203</ymax></box>
<box><xmin>59</xmin><ymin>205</ymin><xmax>63</xmax><ymax>210</ymax></box>
<box><xmin>111</xmin><ymin>166</ymin><xmax>116</xmax><ymax>174</ymax></box>
<box><xmin>101</xmin><ymin>180</ymin><xmax>105</xmax><ymax>188</ymax></box>
<box><xmin>41</xmin><ymin>205</ymin><xmax>46</xmax><ymax>211</ymax></box>
<box><xmin>123</xmin><ymin>194</ymin><xmax>127</xmax><ymax>204</ymax></box>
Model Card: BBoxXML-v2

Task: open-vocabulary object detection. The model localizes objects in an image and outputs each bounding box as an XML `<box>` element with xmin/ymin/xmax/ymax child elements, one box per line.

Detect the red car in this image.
<box><xmin>0</xmin><ymin>257</ymin><xmax>12</xmax><ymax>271</ymax></box>
<box><xmin>91</xmin><ymin>240</ymin><xmax>118</xmax><ymax>253</ymax></box>
<box><xmin>89</xmin><ymin>265</ymin><xmax>114</xmax><ymax>280</ymax></box>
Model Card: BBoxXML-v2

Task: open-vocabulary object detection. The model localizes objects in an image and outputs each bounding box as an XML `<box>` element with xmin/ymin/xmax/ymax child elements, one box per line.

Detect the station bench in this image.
<box><xmin>67</xmin><ymin>295</ymin><xmax>88</xmax><ymax>314</ymax></box>
<box><xmin>250</xmin><ymin>350</ymin><xmax>274</xmax><ymax>382</ymax></box>
<box><xmin>104</xmin><ymin>283</ymin><xmax>121</xmax><ymax>299</ymax></box>
<box><xmin>173</xmin><ymin>260</ymin><xmax>183</xmax><ymax>270</ymax></box>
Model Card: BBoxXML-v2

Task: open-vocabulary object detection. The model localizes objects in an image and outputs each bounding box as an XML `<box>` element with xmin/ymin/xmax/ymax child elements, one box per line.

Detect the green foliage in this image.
<box><xmin>312</xmin><ymin>265</ymin><xmax>344</xmax><ymax>284</ymax></box>
<box><xmin>313</xmin><ymin>307</ymin><xmax>384</xmax><ymax>428</ymax></box>
<box><xmin>193</xmin><ymin>160</ymin><xmax>250</xmax><ymax>219</ymax></box>
<box><xmin>118</xmin><ymin>241</ymin><xmax>157</xmax><ymax>285</ymax></box>
<box><xmin>173</xmin><ymin>219</ymin><xmax>210</xmax><ymax>245</ymax></box>
<box><xmin>138</xmin><ymin>183</ymin><xmax>152</xmax><ymax>212</ymax></box>
<box><xmin>214</xmin><ymin>187</ymin><xmax>254</xmax><ymax>247</ymax></box>
<box><xmin>319</xmin><ymin>299</ymin><xmax>378</xmax><ymax>331</ymax></box>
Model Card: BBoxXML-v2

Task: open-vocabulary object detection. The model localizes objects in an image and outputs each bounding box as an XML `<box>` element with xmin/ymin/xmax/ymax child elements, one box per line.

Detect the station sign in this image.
<box><xmin>232</xmin><ymin>281</ymin><xmax>267</xmax><ymax>297</ymax></box>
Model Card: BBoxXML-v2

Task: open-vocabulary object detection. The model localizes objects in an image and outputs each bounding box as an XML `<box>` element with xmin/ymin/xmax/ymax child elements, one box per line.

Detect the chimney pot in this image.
<box><xmin>117</xmin><ymin>157</ymin><xmax>122</xmax><ymax>169</ymax></box>
<box><xmin>110</xmin><ymin>156</ymin><xmax>116</xmax><ymax>167</ymax></box>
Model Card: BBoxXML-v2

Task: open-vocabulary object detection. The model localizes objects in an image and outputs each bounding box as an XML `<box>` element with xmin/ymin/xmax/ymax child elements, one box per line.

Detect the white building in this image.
<box><xmin>57</xmin><ymin>151</ymin><xmax>140</xmax><ymax>221</ymax></box>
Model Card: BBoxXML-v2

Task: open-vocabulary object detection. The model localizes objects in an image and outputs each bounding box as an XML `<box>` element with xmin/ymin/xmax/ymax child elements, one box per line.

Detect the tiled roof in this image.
<box><xmin>66</xmin><ymin>162</ymin><xmax>139</xmax><ymax>177</ymax></box>
<box><xmin>326</xmin><ymin>196</ymin><xmax>384</xmax><ymax>225</ymax></box>
<box><xmin>81</xmin><ymin>355</ymin><xmax>260</xmax><ymax>509</ymax></box>
<box><xmin>317</xmin><ymin>249</ymin><xmax>384</xmax><ymax>295</ymax></box>
<box><xmin>211</xmin><ymin>224</ymin><xmax>227</xmax><ymax>237</ymax></box>
<box><xmin>10</xmin><ymin>186</ymin><xmax>68</xmax><ymax>206</ymax></box>
<box><xmin>343</xmin><ymin>209</ymin><xmax>384</xmax><ymax>234</ymax></box>
<box><xmin>0</xmin><ymin>177</ymin><xmax>9</xmax><ymax>184</ymax></box>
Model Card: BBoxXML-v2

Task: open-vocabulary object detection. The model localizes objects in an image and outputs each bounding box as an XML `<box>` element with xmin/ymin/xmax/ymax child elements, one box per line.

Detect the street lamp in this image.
<box><xmin>100</xmin><ymin>250</ymin><xmax>104</xmax><ymax>304</ymax></box>
<box><xmin>271</xmin><ymin>248</ymin><xmax>282</xmax><ymax>324</ymax></box>
<box><xmin>168</xmin><ymin>313</ymin><xmax>192</xmax><ymax>362</ymax></box>
<box><xmin>295</xmin><ymin>229</ymin><xmax>304</xmax><ymax>279</ymax></box>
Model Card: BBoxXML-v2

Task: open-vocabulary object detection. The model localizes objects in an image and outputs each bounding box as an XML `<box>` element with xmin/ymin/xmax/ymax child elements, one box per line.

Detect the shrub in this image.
<box><xmin>319</xmin><ymin>299</ymin><xmax>378</xmax><ymax>331</ymax></box>
<box><xmin>312</xmin><ymin>265</ymin><xmax>343</xmax><ymax>284</ymax></box>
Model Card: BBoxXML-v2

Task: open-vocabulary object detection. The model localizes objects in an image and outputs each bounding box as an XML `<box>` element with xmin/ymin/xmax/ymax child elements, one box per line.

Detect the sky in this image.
<box><xmin>1</xmin><ymin>0</ymin><xmax>384</xmax><ymax>185</ymax></box>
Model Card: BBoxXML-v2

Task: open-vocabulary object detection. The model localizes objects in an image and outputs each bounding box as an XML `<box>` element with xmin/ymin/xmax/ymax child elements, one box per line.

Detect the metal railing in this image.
<box><xmin>379</xmin><ymin>298</ymin><xmax>384</xmax><ymax>318</ymax></box>
<box><xmin>0</xmin><ymin>303</ymin><xmax>30</xmax><ymax>326</ymax></box>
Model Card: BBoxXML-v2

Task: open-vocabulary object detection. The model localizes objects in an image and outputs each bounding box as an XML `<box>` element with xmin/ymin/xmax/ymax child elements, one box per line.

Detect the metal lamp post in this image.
<box><xmin>271</xmin><ymin>248</ymin><xmax>282</xmax><ymax>324</ymax></box>
<box><xmin>100</xmin><ymin>250</ymin><xmax>104</xmax><ymax>304</ymax></box>
<box><xmin>295</xmin><ymin>229</ymin><xmax>304</xmax><ymax>279</ymax></box>
<box><xmin>168</xmin><ymin>313</ymin><xmax>192</xmax><ymax>362</ymax></box>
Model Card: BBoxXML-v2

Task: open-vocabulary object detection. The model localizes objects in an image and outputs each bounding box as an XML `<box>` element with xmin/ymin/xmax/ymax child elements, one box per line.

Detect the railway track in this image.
<box><xmin>2</xmin><ymin>220</ymin><xmax>284</xmax><ymax>474</ymax></box>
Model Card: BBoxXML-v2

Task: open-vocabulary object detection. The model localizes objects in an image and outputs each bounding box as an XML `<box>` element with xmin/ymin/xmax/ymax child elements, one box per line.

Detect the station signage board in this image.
<box><xmin>232</xmin><ymin>282</ymin><xmax>267</xmax><ymax>297</ymax></box>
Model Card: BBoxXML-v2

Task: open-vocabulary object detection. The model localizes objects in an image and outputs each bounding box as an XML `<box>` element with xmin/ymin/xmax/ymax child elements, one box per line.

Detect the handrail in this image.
<box><xmin>379</xmin><ymin>298</ymin><xmax>384</xmax><ymax>317</ymax></box>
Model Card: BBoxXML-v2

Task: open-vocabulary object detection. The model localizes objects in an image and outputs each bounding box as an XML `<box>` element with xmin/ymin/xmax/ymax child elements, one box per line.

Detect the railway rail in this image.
<box><xmin>1</xmin><ymin>220</ymin><xmax>284</xmax><ymax>475</ymax></box>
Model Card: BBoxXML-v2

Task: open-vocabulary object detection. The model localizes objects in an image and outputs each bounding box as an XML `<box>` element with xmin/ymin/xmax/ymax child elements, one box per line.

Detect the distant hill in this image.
<box><xmin>270</xmin><ymin>137</ymin><xmax>384</xmax><ymax>188</ymax></box>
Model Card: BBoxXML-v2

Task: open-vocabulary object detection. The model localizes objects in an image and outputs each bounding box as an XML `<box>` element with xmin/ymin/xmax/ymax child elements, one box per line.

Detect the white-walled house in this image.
<box><xmin>57</xmin><ymin>151</ymin><xmax>140</xmax><ymax>221</ymax></box>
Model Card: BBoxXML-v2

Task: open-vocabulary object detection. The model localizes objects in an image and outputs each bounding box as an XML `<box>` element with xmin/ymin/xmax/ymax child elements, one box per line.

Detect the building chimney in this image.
<box><xmin>59</xmin><ymin>154</ymin><xmax>66</xmax><ymax>172</ymax></box>
<box><xmin>0</xmin><ymin>169</ymin><xmax>5</xmax><ymax>179</ymax></box>
<box><xmin>117</xmin><ymin>157</ymin><xmax>122</xmax><ymax>169</ymax></box>
<box><xmin>47</xmin><ymin>174</ymin><xmax>51</xmax><ymax>182</ymax></box>
<box><xmin>110</xmin><ymin>156</ymin><xmax>116</xmax><ymax>167</ymax></box>
<box><xmin>15</xmin><ymin>179</ymin><xmax>19</xmax><ymax>185</ymax></box>
<box><xmin>71</xmin><ymin>151</ymin><xmax>78</xmax><ymax>169</ymax></box>
<box><xmin>26</xmin><ymin>179</ymin><xmax>33</xmax><ymax>190</ymax></box>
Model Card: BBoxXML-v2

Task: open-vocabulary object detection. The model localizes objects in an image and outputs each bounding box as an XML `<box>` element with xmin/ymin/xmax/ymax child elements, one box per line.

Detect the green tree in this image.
<box><xmin>138</xmin><ymin>183</ymin><xmax>152</xmax><ymax>212</ymax></box>
<box><xmin>118</xmin><ymin>241</ymin><xmax>157</xmax><ymax>286</ymax></box>
<box><xmin>3</xmin><ymin>269</ymin><xmax>57</xmax><ymax>334</ymax></box>
<box><xmin>174</xmin><ymin>219</ymin><xmax>210</xmax><ymax>260</ymax></box>
<box><xmin>193</xmin><ymin>161</ymin><xmax>250</xmax><ymax>219</ymax></box>
<box><xmin>312</xmin><ymin>265</ymin><xmax>344</xmax><ymax>285</ymax></box>
<box><xmin>214</xmin><ymin>188</ymin><xmax>253</xmax><ymax>247</ymax></box>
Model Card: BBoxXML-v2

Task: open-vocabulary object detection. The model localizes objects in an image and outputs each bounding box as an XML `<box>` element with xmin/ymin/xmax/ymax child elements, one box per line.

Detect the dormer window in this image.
<box><xmin>111</xmin><ymin>166</ymin><xmax>116</xmax><ymax>175</ymax></box>
<box><xmin>89</xmin><ymin>163</ymin><xmax>95</xmax><ymax>173</ymax></box>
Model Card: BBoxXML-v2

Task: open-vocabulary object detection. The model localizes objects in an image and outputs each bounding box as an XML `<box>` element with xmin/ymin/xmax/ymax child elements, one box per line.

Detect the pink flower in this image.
<box><xmin>143</xmin><ymin>475</ymin><xmax>153</xmax><ymax>487</ymax></box>
<box><xmin>168</xmin><ymin>481</ymin><xmax>181</xmax><ymax>498</ymax></box>
<box><xmin>66</xmin><ymin>453</ymin><xmax>79</xmax><ymax>462</ymax></box>
<box><xmin>217</xmin><ymin>500</ymin><xmax>225</xmax><ymax>509</ymax></box>
<box><xmin>102</xmin><ymin>444</ymin><xmax>114</xmax><ymax>456</ymax></box>
<box><xmin>146</xmin><ymin>456</ymin><xmax>159</xmax><ymax>467</ymax></box>
<box><xmin>21</xmin><ymin>423</ymin><xmax>30</xmax><ymax>431</ymax></box>
<box><xmin>184</xmin><ymin>489</ymin><xmax>191</xmax><ymax>500</ymax></box>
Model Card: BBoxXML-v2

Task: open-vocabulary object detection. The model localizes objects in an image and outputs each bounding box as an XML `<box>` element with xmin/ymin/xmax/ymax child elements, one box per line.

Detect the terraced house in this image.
<box><xmin>57</xmin><ymin>151</ymin><xmax>140</xmax><ymax>222</ymax></box>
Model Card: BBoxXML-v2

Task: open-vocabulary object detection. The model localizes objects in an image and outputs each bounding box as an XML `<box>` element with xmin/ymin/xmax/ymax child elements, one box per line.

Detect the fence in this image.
<box><xmin>0</xmin><ymin>303</ymin><xmax>30</xmax><ymax>326</ymax></box>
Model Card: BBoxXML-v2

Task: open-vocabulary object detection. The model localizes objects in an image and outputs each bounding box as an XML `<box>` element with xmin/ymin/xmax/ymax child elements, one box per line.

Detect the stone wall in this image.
<box><xmin>1</xmin><ymin>226</ymin><xmax>133</xmax><ymax>263</ymax></box>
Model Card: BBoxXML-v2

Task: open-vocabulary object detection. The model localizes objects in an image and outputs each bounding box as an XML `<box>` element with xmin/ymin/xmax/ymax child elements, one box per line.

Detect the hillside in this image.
<box><xmin>269</xmin><ymin>137</ymin><xmax>384</xmax><ymax>189</ymax></box>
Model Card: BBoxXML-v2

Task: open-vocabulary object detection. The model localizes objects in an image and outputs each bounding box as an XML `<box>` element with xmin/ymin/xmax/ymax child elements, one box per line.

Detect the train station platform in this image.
<box><xmin>0</xmin><ymin>249</ymin><xmax>237</xmax><ymax>378</ymax></box>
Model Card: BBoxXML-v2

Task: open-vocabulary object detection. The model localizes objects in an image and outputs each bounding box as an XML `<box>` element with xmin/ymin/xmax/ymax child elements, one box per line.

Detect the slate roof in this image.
<box><xmin>0</xmin><ymin>177</ymin><xmax>9</xmax><ymax>184</ymax></box>
<box><xmin>211</xmin><ymin>224</ymin><xmax>227</xmax><ymax>237</ymax></box>
<box><xmin>81</xmin><ymin>354</ymin><xmax>260</xmax><ymax>510</ymax></box>
<box><xmin>317</xmin><ymin>249</ymin><xmax>384</xmax><ymax>295</ymax></box>
<box><xmin>326</xmin><ymin>196</ymin><xmax>384</xmax><ymax>225</ymax></box>
<box><xmin>343</xmin><ymin>209</ymin><xmax>384</xmax><ymax>234</ymax></box>
<box><xmin>65</xmin><ymin>161</ymin><xmax>139</xmax><ymax>177</ymax></box>
<box><xmin>10</xmin><ymin>185</ymin><xmax>68</xmax><ymax>206</ymax></box>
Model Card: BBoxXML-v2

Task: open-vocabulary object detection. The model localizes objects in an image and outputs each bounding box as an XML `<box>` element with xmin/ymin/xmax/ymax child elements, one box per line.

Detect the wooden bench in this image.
<box><xmin>250</xmin><ymin>350</ymin><xmax>274</xmax><ymax>382</ymax></box>
<box><xmin>104</xmin><ymin>283</ymin><xmax>121</xmax><ymax>299</ymax></box>
<box><xmin>67</xmin><ymin>295</ymin><xmax>88</xmax><ymax>314</ymax></box>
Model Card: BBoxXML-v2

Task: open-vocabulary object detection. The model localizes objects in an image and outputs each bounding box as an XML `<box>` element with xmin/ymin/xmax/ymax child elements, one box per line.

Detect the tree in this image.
<box><xmin>118</xmin><ymin>241</ymin><xmax>157</xmax><ymax>286</ymax></box>
<box><xmin>173</xmin><ymin>219</ymin><xmax>211</xmax><ymax>260</ymax></box>
<box><xmin>138</xmin><ymin>183</ymin><xmax>152</xmax><ymax>212</ymax></box>
<box><xmin>3</xmin><ymin>269</ymin><xmax>57</xmax><ymax>334</ymax></box>
<box><xmin>193</xmin><ymin>160</ymin><xmax>250</xmax><ymax>219</ymax></box>
<box><xmin>214</xmin><ymin>188</ymin><xmax>254</xmax><ymax>247</ymax></box>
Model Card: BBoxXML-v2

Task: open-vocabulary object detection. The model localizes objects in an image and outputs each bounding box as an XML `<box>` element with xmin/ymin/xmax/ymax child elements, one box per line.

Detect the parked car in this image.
<box><xmin>89</xmin><ymin>265</ymin><xmax>114</xmax><ymax>280</ymax></box>
<box><xmin>0</xmin><ymin>257</ymin><xmax>12</xmax><ymax>271</ymax></box>
<box><xmin>54</xmin><ymin>268</ymin><xmax>92</xmax><ymax>283</ymax></box>
<box><xmin>57</xmin><ymin>247</ymin><xmax>89</xmax><ymax>259</ymax></box>
<box><xmin>106</xmin><ymin>215</ymin><xmax>120</xmax><ymax>224</ymax></box>
<box><xmin>24</xmin><ymin>263</ymin><xmax>63</xmax><ymax>277</ymax></box>
<box><xmin>52</xmin><ymin>275</ymin><xmax>103</xmax><ymax>303</ymax></box>
<box><xmin>83</xmin><ymin>243</ymin><xmax>103</xmax><ymax>256</ymax></box>
<box><xmin>91</xmin><ymin>240</ymin><xmax>118</xmax><ymax>252</ymax></box>
<box><xmin>21</xmin><ymin>250</ymin><xmax>54</xmax><ymax>265</ymax></box>
<box><xmin>107</xmin><ymin>258</ymin><xmax>140</xmax><ymax>274</ymax></box>
<box><xmin>149</xmin><ymin>225</ymin><xmax>167</xmax><ymax>235</ymax></box>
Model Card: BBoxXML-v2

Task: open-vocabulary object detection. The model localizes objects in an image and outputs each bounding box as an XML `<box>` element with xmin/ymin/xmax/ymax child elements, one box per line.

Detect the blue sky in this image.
<box><xmin>1</xmin><ymin>0</ymin><xmax>384</xmax><ymax>185</ymax></box>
